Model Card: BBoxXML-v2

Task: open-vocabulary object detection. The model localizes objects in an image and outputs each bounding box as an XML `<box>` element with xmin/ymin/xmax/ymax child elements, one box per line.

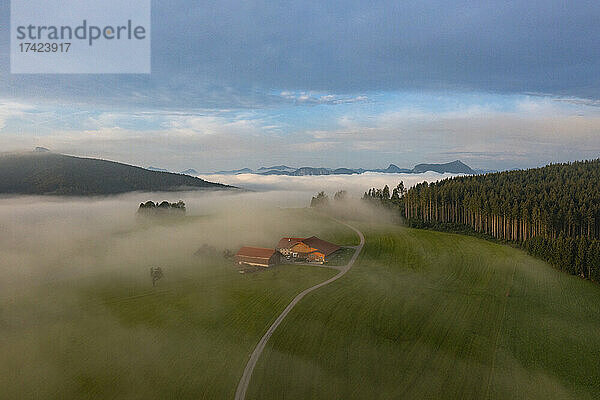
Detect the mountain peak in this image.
<box><xmin>257</xmin><ymin>165</ymin><xmax>294</xmax><ymax>172</ymax></box>
<box><xmin>412</xmin><ymin>160</ymin><xmax>474</xmax><ymax>174</ymax></box>
<box><xmin>180</xmin><ymin>168</ymin><xmax>199</xmax><ymax>176</ymax></box>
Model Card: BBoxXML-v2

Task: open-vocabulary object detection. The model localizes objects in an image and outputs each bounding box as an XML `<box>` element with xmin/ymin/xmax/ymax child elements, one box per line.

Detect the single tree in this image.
<box><xmin>150</xmin><ymin>266</ymin><xmax>163</xmax><ymax>286</ymax></box>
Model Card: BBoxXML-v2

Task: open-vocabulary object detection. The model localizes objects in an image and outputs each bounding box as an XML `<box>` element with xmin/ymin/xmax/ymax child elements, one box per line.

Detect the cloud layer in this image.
<box><xmin>1</xmin><ymin>1</ymin><xmax>599</xmax><ymax>171</ymax></box>
<box><xmin>2</xmin><ymin>95</ymin><xmax>600</xmax><ymax>171</ymax></box>
<box><xmin>1</xmin><ymin>1</ymin><xmax>600</xmax><ymax>107</ymax></box>
<box><xmin>201</xmin><ymin>171</ymin><xmax>459</xmax><ymax>198</ymax></box>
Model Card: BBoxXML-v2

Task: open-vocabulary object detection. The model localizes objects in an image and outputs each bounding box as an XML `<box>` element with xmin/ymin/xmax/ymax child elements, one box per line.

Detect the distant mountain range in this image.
<box><xmin>179</xmin><ymin>168</ymin><xmax>199</xmax><ymax>176</ymax></box>
<box><xmin>207</xmin><ymin>160</ymin><xmax>478</xmax><ymax>176</ymax></box>
<box><xmin>257</xmin><ymin>165</ymin><xmax>295</xmax><ymax>173</ymax></box>
<box><xmin>147</xmin><ymin>166</ymin><xmax>170</xmax><ymax>173</ymax></box>
<box><xmin>0</xmin><ymin>152</ymin><xmax>232</xmax><ymax>196</ymax></box>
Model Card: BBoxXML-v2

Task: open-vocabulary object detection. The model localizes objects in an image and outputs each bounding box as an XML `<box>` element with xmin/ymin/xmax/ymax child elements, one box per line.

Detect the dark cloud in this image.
<box><xmin>1</xmin><ymin>0</ymin><xmax>599</xmax><ymax>107</ymax></box>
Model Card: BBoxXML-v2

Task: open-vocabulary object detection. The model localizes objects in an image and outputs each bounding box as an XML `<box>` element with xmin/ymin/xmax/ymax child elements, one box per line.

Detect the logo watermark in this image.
<box><xmin>11</xmin><ymin>0</ymin><xmax>151</xmax><ymax>74</ymax></box>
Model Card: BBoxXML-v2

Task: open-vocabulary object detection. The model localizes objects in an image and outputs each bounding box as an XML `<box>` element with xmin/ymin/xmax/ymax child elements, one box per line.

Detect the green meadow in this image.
<box><xmin>2</xmin><ymin>208</ymin><xmax>600</xmax><ymax>399</ymax></box>
<box><xmin>248</xmin><ymin>222</ymin><xmax>600</xmax><ymax>399</ymax></box>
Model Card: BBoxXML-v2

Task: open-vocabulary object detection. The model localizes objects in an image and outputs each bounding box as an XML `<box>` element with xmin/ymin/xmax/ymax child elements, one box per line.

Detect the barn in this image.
<box><xmin>235</xmin><ymin>247</ymin><xmax>279</xmax><ymax>267</ymax></box>
<box><xmin>302</xmin><ymin>236</ymin><xmax>341</xmax><ymax>262</ymax></box>
<box><xmin>276</xmin><ymin>236</ymin><xmax>341</xmax><ymax>263</ymax></box>
<box><xmin>276</xmin><ymin>237</ymin><xmax>308</xmax><ymax>257</ymax></box>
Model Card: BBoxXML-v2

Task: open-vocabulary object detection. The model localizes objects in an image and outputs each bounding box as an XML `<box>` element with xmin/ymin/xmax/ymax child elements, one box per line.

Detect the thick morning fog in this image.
<box><xmin>199</xmin><ymin>172</ymin><xmax>459</xmax><ymax>196</ymax></box>
<box><xmin>0</xmin><ymin>182</ymin><xmax>394</xmax><ymax>291</ymax></box>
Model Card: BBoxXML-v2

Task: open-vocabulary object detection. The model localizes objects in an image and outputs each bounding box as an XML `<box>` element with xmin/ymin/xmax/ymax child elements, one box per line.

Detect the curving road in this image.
<box><xmin>234</xmin><ymin>221</ymin><xmax>365</xmax><ymax>400</ymax></box>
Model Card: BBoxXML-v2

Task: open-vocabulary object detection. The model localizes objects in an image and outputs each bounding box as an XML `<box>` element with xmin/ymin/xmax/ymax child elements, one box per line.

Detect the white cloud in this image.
<box><xmin>0</xmin><ymin>101</ymin><xmax>40</xmax><ymax>131</ymax></box>
<box><xmin>3</xmin><ymin>95</ymin><xmax>600</xmax><ymax>172</ymax></box>
<box><xmin>279</xmin><ymin>91</ymin><xmax>369</xmax><ymax>105</ymax></box>
<box><xmin>302</xmin><ymin>99</ymin><xmax>600</xmax><ymax>167</ymax></box>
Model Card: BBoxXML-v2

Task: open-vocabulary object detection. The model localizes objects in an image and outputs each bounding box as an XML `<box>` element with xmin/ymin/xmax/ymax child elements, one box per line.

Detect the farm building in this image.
<box><xmin>235</xmin><ymin>247</ymin><xmax>279</xmax><ymax>267</ymax></box>
<box><xmin>276</xmin><ymin>238</ymin><xmax>306</xmax><ymax>257</ymax></box>
<box><xmin>276</xmin><ymin>236</ymin><xmax>341</xmax><ymax>263</ymax></box>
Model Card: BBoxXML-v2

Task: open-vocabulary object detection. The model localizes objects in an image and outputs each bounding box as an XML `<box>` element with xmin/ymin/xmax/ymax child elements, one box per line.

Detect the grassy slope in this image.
<box><xmin>248</xmin><ymin>223</ymin><xmax>600</xmax><ymax>399</ymax></box>
<box><xmin>2</xmin><ymin>264</ymin><xmax>335</xmax><ymax>399</ymax></box>
<box><xmin>0</xmin><ymin>209</ymin><xmax>358</xmax><ymax>399</ymax></box>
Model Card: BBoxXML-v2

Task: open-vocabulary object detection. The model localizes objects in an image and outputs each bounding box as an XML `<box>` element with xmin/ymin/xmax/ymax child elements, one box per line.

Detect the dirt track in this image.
<box><xmin>234</xmin><ymin>221</ymin><xmax>365</xmax><ymax>400</ymax></box>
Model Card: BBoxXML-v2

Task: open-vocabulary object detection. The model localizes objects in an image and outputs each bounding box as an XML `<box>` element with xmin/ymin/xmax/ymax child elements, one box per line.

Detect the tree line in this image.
<box><xmin>362</xmin><ymin>159</ymin><xmax>600</xmax><ymax>281</ymax></box>
<box><xmin>138</xmin><ymin>200</ymin><xmax>186</xmax><ymax>215</ymax></box>
<box><xmin>310</xmin><ymin>190</ymin><xmax>348</xmax><ymax>208</ymax></box>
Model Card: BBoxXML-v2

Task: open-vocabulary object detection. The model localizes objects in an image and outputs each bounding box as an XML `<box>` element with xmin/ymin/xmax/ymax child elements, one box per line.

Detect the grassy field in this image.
<box><xmin>247</xmin><ymin>222</ymin><xmax>600</xmax><ymax>399</ymax></box>
<box><xmin>4</xmin><ymin>206</ymin><xmax>600</xmax><ymax>399</ymax></box>
<box><xmin>324</xmin><ymin>247</ymin><xmax>356</xmax><ymax>267</ymax></box>
<box><xmin>0</xmin><ymin>208</ymin><xmax>357</xmax><ymax>399</ymax></box>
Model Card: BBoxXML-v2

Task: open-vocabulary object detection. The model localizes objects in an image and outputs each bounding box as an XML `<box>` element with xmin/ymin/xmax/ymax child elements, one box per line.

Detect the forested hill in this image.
<box><xmin>397</xmin><ymin>159</ymin><xmax>600</xmax><ymax>280</ymax></box>
<box><xmin>404</xmin><ymin>160</ymin><xmax>600</xmax><ymax>239</ymax></box>
<box><xmin>0</xmin><ymin>152</ymin><xmax>232</xmax><ymax>195</ymax></box>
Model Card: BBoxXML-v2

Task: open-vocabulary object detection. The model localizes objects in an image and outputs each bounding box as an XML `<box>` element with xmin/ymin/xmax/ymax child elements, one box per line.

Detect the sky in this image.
<box><xmin>1</xmin><ymin>0</ymin><xmax>600</xmax><ymax>172</ymax></box>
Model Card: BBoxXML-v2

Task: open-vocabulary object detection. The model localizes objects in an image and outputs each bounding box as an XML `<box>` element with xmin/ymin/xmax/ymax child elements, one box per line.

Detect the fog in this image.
<box><xmin>199</xmin><ymin>171</ymin><xmax>460</xmax><ymax>197</ymax></box>
<box><xmin>0</xmin><ymin>172</ymin><xmax>422</xmax><ymax>398</ymax></box>
<box><xmin>0</xmin><ymin>192</ymin><xmax>276</xmax><ymax>290</ymax></box>
<box><xmin>0</xmin><ymin>172</ymin><xmax>442</xmax><ymax>292</ymax></box>
<box><xmin>0</xmin><ymin>188</ymin><xmax>384</xmax><ymax>294</ymax></box>
<box><xmin>0</xmin><ymin>174</ymin><xmax>589</xmax><ymax>399</ymax></box>
<box><xmin>1</xmin><ymin>187</ymin><xmax>387</xmax><ymax>397</ymax></box>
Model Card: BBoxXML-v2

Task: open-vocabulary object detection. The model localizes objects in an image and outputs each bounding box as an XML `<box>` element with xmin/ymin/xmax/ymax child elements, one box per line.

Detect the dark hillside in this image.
<box><xmin>0</xmin><ymin>152</ymin><xmax>232</xmax><ymax>195</ymax></box>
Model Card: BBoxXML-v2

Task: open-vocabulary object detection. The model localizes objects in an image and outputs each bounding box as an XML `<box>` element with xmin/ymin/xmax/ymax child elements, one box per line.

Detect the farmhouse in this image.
<box><xmin>276</xmin><ymin>238</ymin><xmax>306</xmax><ymax>257</ymax></box>
<box><xmin>235</xmin><ymin>247</ymin><xmax>279</xmax><ymax>267</ymax></box>
<box><xmin>277</xmin><ymin>236</ymin><xmax>341</xmax><ymax>263</ymax></box>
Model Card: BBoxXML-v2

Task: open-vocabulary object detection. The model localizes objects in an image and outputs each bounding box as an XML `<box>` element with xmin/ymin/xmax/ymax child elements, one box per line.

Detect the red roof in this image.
<box><xmin>301</xmin><ymin>236</ymin><xmax>341</xmax><ymax>256</ymax></box>
<box><xmin>276</xmin><ymin>236</ymin><xmax>341</xmax><ymax>256</ymax></box>
<box><xmin>276</xmin><ymin>237</ymin><xmax>305</xmax><ymax>249</ymax></box>
<box><xmin>235</xmin><ymin>246</ymin><xmax>276</xmax><ymax>259</ymax></box>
